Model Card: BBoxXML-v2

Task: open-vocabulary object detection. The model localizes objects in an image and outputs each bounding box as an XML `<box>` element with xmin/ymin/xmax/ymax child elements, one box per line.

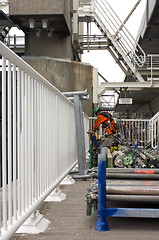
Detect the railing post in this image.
<box><xmin>95</xmin><ymin>146</ymin><xmax>109</xmax><ymax>231</ymax></box>
<box><xmin>14</xmin><ymin>34</ymin><xmax>16</xmax><ymax>49</ymax></box>
<box><xmin>74</xmin><ymin>94</ymin><xmax>86</xmax><ymax>175</ymax></box>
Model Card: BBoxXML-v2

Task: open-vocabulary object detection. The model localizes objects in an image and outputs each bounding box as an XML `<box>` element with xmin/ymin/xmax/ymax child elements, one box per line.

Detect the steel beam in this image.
<box><xmin>73</xmin><ymin>95</ymin><xmax>86</xmax><ymax>175</ymax></box>
<box><xmin>105</xmin><ymin>208</ymin><xmax>159</xmax><ymax>218</ymax></box>
<box><xmin>98</xmin><ymin>81</ymin><xmax>159</xmax><ymax>94</ymax></box>
<box><xmin>62</xmin><ymin>89</ymin><xmax>87</xmax><ymax>97</ymax></box>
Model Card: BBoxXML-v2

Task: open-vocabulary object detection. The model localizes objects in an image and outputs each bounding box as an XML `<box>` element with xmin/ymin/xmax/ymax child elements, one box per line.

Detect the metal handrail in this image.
<box><xmin>78</xmin><ymin>0</ymin><xmax>146</xmax><ymax>67</ymax></box>
<box><xmin>145</xmin><ymin>55</ymin><xmax>159</xmax><ymax>81</ymax></box>
<box><xmin>0</xmin><ymin>40</ymin><xmax>82</xmax><ymax>239</ymax></box>
<box><xmin>4</xmin><ymin>35</ymin><xmax>25</xmax><ymax>49</ymax></box>
<box><xmin>89</xmin><ymin>112</ymin><xmax>159</xmax><ymax>149</ymax></box>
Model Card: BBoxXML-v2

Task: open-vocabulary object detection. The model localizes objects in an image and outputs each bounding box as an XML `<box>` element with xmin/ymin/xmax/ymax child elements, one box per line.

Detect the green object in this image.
<box><xmin>128</xmin><ymin>152</ymin><xmax>135</xmax><ymax>159</ymax></box>
<box><xmin>93</xmin><ymin>107</ymin><xmax>99</xmax><ymax>115</ymax></box>
<box><xmin>122</xmin><ymin>153</ymin><xmax>133</xmax><ymax>166</ymax></box>
<box><xmin>106</xmin><ymin>152</ymin><xmax>108</xmax><ymax>168</ymax></box>
<box><xmin>89</xmin><ymin>141</ymin><xmax>93</xmax><ymax>169</ymax></box>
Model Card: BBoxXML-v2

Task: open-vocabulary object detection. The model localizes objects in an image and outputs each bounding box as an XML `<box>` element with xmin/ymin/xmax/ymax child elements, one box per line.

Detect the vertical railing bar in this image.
<box><xmin>144</xmin><ymin>121</ymin><xmax>146</xmax><ymax>146</ymax></box>
<box><xmin>49</xmin><ymin>91</ymin><xmax>51</xmax><ymax>185</ymax></box>
<box><xmin>50</xmin><ymin>92</ymin><xmax>53</xmax><ymax>184</ymax></box>
<box><xmin>46</xmin><ymin>89</ymin><xmax>49</xmax><ymax>188</ymax></box>
<box><xmin>41</xmin><ymin>86</ymin><xmax>44</xmax><ymax>193</ymax></box>
<box><xmin>49</xmin><ymin>92</ymin><xmax>51</xmax><ymax>185</ymax></box>
<box><xmin>141</xmin><ymin>121</ymin><xmax>143</xmax><ymax>147</ymax></box>
<box><xmin>43</xmin><ymin>88</ymin><xmax>48</xmax><ymax>189</ymax></box>
<box><xmin>17</xmin><ymin>67</ymin><xmax>21</xmax><ymax>216</ymax></box>
<box><xmin>31</xmin><ymin>78</ymin><xmax>34</xmax><ymax>203</ymax></box>
<box><xmin>149</xmin><ymin>120</ymin><xmax>151</xmax><ymax>144</ymax></box>
<box><xmin>7</xmin><ymin>60</ymin><xmax>12</xmax><ymax>225</ymax></box>
<box><xmin>154</xmin><ymin>119</ymin><xmax>156</xmax><ymax>147</ymax></box>
<box><xmin>21</xmin><ymin>70</ymin><xmax>25</xmax><ymax>212</ymax></box>
<box><xmin>51</xmin><ymin>93</ymin><xmax>54</xmax><ymax>184</ymax></box>
<box><xmin>39</xmin><ymin>84</ymin><xmax>42</xmax><ymax>195</ymax></box>
<box><xmin>55</xmin><ymin>95</ymin><xmax>58</xmax><ymax>181</ymax></box>
<box><xmin>46</xmin><ymin>89</ymin><xmax>49</xmax><ymax>187</ymax></box>
<box><xmin>2</xmin><ymin>56</ymin><xmax>7</xmax><ymax>231</ymax></box>
<box><xmin>138</xmin><ymin>121</ymin><xmax>140</xmax><ymax>147</ymax></box>
<box><xmin>34</xmin><ymin>80</ymin><xmax>37</xmax><ymax>200</ymax></box>
<box><xmin>24</xmin><ymin>73</ymin><xmax>28</xmax><ymax>209</ymax></box>
<box><xmin>37</xmin><ymin>82</ymin><xmax>40</xmax><ymax>198</ymax></box>
<box><xmin>47</xmin><ymin>90</ymin><xmax>50</xmax><ymax>186</ymax></box>
<box><xmin>13</xmin><ymin>64</ymin><xmax>17</xmax><ymax>220</ymax></box>
<box><xmin>28</xmin><ymin>75</ymin><xmax>31</xmax><ymax>206</ymax></box>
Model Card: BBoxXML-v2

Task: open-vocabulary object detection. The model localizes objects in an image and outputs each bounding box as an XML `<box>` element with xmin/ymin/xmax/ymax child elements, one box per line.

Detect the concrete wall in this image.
<box><xmin>10</xmin><ymin>0</ymin><xmax>65</xmax><ymax>16</ymax></box>
<box><xmin>9</xmin><ymin>0</ymin><xmax>75</xmax><ymax>59</ymax></box>
<box><xmin>25</xmin><ymin>32</ymin><xmax>74</xmax><ymax>59</ymax></box>
<box><xmin>135</xmin><ymin>95</ymin><xmax>159</xmax><ymax>118</ymax></box>
<box><xmin>9</xmin><ymin>0</ymin><xmax>72</xmax><ymax>32</ymax></box>
<box><xmin>22</xmin><ymin>56</ymin><xmax>93</xmax><ymax>116</ymax></box>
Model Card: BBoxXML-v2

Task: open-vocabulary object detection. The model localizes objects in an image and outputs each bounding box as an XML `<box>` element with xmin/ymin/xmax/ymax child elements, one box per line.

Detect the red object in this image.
<box><xmin>135</xmin><ymin>170</ymin><xmax>155</xmax><ymax>174</ymax></box>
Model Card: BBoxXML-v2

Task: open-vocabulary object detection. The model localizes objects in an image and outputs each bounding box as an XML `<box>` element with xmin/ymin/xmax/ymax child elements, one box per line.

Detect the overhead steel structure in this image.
<box><xmin>72</xmin><ymin>0</ymin><xmax>159</xmax><ymax>114</ymax></box>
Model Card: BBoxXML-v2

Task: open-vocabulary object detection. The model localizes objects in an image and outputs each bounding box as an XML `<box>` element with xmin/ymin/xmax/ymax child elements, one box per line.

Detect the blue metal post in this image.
<box><xmin>95</xmin><ymin>146</ymin><xmax>109</xmax><ymax>231</ymax></box>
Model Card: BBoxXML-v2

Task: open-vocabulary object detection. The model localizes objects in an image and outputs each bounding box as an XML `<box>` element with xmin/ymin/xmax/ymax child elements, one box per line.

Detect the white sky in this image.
<box><xmin>82</xmin><ymin>0</ymin><xmax>147</xmax><ymax>82</ymax></box>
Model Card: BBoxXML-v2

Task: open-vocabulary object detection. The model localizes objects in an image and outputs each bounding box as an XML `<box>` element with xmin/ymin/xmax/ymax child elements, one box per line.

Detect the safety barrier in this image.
<box><xmin>120</xmin><ymin>119</ymin><xmax>150</xmax><ymax>148</ymax></box>
<box><xmin>0</xmin><ymin>41</ymin><xmax>80</xmax><ymax>240</ymax></box>
<box><xmin>149</xmin><ymin>111</ymin><xmax>159</xmax><ymax>149</ymax></box>
<box><xmin>4</xmin><ymin>35</ymin><xmax>25</xmax><ymax>51</ymax></box>
<box><xmin>146</xmin><ymin>54</ymin><xmax>159</xmax><ymax>81</ymax></box>
<box><xmin>89</xmin><ymin>113</ymin><xmax>159</xmax><ymax>149</ymax></box>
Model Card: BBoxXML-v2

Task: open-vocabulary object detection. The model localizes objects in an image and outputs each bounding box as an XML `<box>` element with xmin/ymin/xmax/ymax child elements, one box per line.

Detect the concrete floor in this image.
<box><xmin>12</xmin><ymin>179</ymin><xmax>159</xmax><ymax>240</ymax></box>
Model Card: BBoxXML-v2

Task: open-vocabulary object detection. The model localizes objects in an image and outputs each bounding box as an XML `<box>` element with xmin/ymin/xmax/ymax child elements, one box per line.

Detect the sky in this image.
<box><xmin>82</xmin><ymin>0</ymin><xmax>147</xmax><ymax>83</ymax></box>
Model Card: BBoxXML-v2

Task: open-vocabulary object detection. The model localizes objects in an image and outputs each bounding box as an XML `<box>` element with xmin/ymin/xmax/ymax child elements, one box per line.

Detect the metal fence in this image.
<box><xmin>0</xmin><ymin>41</ymin><xmax>80</xmax><ymax>240</ymax></box>
<box><xmin>119</xmin><ymin>119</ymin><xmax>150</xmax><ymax>148</ymax></box>
<box><xmin>149</xmin><ymin>111</ymin><xmax>159</xmax><ymax>149</ymax></box>
<box><xmin>89</xmin><ymin>113</ymin><xmax>159</xmax><ymax>149</ymax></box>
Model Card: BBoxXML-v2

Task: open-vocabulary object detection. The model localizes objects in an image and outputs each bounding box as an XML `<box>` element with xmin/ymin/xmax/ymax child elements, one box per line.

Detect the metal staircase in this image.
<box><xmin>78</xmin><ymin>0</ymin><xmax>146</xmax><ymax>82</ymax></box>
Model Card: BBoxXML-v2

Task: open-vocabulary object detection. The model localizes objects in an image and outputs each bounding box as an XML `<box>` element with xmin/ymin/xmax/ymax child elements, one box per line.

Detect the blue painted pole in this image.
<box><xmin>95</xmin><ymin>146</ymin><xmax>109</xmax><ymax>231</ymax></box>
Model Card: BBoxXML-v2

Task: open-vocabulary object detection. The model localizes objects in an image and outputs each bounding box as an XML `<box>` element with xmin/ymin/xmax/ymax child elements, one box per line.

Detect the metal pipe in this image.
<box><xmin>67</xmin><ymin>95</ymin><xmax>89</xmax><ymax>101</ymax></box>
<box><xmin>72</xmin><ymin>174</ymin><xmax>91</xmax><ymax>179</ymax></box>
<box><xmin>106</xmin><ymin>187</ymin><xmax>159</xmax><ymax>195</ymax></box>
<box><xmin>114</xmin><ymin>0</ymin><xmax>142</xmax><ymax>38</ymax></box>
<box><xmin>106</xmin><ymin>194</ymin><xmax>159</xmax><ymax>203</ymax></box>
<box><xmin>106</xmin><ymin>168</ymin><xmax>159</xmax><ymax>174</ymax></box>
<box><xmin>62</xmin><ymin>89</ymin><xmax>87</xmax><ymax>97</ymax></box>
<box><xmin>106</xmin><ymin>173</ymin><xmax>159</xmax><ymax>180</ymax></box>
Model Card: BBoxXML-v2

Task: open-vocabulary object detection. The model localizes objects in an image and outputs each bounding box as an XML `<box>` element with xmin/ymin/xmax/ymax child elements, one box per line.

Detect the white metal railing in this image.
<box><xmin>120</xmin><ymin>119</ymin><xmax>150</xmax><ymax>148</ymax></box>
<box><xmin>4</xmin><ymin>35</ymin><xmax>25</xmax><ymax>51</ymax></box>
<box><xmin>78</xmin><ymin>0</ymin><xmax>146</xmax><ymax>67</ymax></box>
<box><xmin>89</xmin><ymin>112</ymin><xmax>159</xmax><ymax>149</ymax></box>
<box><xmin>0</xmin><ymin>41</ymin><xmax>80</xmax><ymax>240</ymax></box>
<box><xmin>149</xmin><ymin>111</ymin><xmax>159</xmax><ymax>149</ymax></box>
<box><xmin>146</xmin><ymin>54</ymin><xmax>159</xmax><ymax>81</ymax></box>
